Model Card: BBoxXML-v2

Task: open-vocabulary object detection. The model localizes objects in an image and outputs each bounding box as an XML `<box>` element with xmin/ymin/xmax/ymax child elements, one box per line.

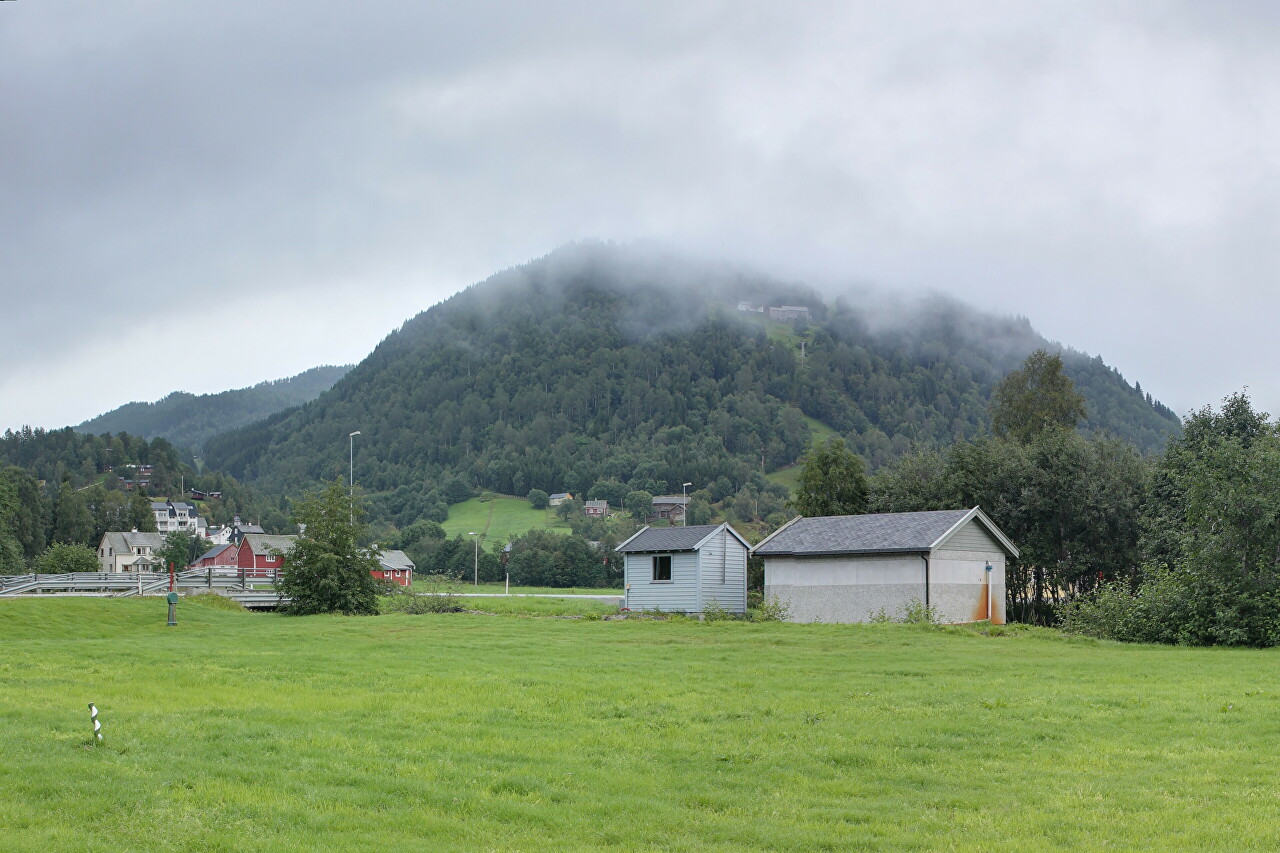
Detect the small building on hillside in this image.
<box><xmin>548</xmin><ymin>492</ymin><xmax>573</xmax><ymax>507</ymax></box>
<box><xmin>236</xmin><ymin>533</ymin><xmax>298</xmax><ymax>578</ymax></box>
<box><xmin>372</xmin><ymin>549</ymin><xmax>415</xmax><ymax>587</ymax></box>
<box><xmin>583</xmin><ymin>499</ymin><xmax>609</xmax><ymax>517</ymax></box>
<box><xmin>616</xmin><ymin>523</ymin><xmax>750</xmax><ymax>614</ymax></box>
<box><xmin>98</xmin><ymin>531</ymin><xmax>168</xmax><ymax>573</ymax></box>
<box><xmin>753</xmin><ymin>507</ymin><xmax>1018</xmax><ymax>624</ymax></box>
<box><xmin>650</xmin><ymin>495</ymin><xmax>688</xmax><ymax>523</ymax></box>
<box><xmin>767</xmin><ymin>305</ymin><xmax>812</xmax><ymax>322</ymax></box>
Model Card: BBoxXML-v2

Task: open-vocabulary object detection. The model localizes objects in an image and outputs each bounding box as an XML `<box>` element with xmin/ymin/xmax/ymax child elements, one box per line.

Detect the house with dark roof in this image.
<box><xmin>192</xmin><ymin>542</ymin><xmax>239</xmax><ymax>570</ymax></box>
<box><xmin>227</xmin><ymin>516</ymin><xmax>266</xmax><ymax>545</ymax></box>
<box><xmin>753</xmin><ymin>507</ymin><xmax>1018</xmax><ymax>624</ymax></box>
<box><xmin>615</xmin><ymin>523</ymin><xmax>750</xmax><ymax>614</ymax></box>
<box><xmin>650</xmin><ymin>495</ymin><xmax>688</xmax><ymax>523</ymax></box>
<box><xmin>583</xmin><ymin>499</ymin><xmax>609</xmax><ymax>517</ymax></box>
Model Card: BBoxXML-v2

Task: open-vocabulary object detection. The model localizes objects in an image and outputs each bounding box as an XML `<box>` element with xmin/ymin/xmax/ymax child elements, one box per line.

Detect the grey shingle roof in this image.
<box><xmin>753</xmin><ymin>510</ymin><xmax>973</xmax><ymax>556</ymax></box>
<box><xmin>378</xmin><ymin>549</ymin><xmax>415</xmax><ymax>571</ymax></box>
<box><xmin>197</xmin><ymin>544</ymin><xmax>236</xmax><ymax>562</ymax></box>
<box><xmin>242</xmin><ymin>533</ymin><xmax>298</xmax><ymax>555</ymax></box>
<box><xmin>616</xmin><ymin>525</ymin><xmax>724</xmax><ymax>553</ymax></box>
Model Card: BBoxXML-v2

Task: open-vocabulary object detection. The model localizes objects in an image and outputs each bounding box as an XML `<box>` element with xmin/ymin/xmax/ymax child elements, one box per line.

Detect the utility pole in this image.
<box><xmin>348</xmin><ymin>431</ymin><xmax>361</xmax><ymax>524</ymax></box>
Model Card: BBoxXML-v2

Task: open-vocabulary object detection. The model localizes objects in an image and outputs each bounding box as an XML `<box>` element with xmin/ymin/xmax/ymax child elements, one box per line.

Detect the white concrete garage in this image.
<box><xmin>753</xmin><ymin>507</ymin><xmax>1018</xmax><ymax>624</ymax></box>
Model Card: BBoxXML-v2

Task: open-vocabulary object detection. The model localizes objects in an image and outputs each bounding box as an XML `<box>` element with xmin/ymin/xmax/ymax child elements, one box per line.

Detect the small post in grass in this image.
<box><xmin>167</xmin><ymin>590</ymin><xmax>179</xmax><ymax>626</ymax></box>
<box><xmin>88</xmin><ymin>703</ymin><xmax>102</xmax><ymax>744</ymax></box>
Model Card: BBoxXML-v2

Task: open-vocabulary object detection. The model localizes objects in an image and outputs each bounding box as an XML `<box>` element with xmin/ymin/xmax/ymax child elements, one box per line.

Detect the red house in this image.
<box><xmin>371</xmin><ymin>549</ymin><xmax>415</xmax><ymax>587</ymax></box>
<box><xmin>193</xmin><ymin>543</ymin><xmax>239</xmax><ymax>569</ymax></box>
<box><xmin>236</xmin><ymin>534</ymin><xmax>298</xmax><ymax>579</ymax></box>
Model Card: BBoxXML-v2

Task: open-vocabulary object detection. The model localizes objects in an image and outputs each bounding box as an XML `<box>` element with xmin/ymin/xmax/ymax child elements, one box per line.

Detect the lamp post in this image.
<box><xmin>681</xmin><ymin>482</ymin><xmax>692</xmax><ymax>526</ymax></box>
<box><xmin>348</xmin><ymin>431</ymin><xmax>361</xmax><ymax>523</ymax></box>
<box><xmin>468</xmin><ymin>532</ymin><xmax>479</xmax><ymax>586</ymax></box>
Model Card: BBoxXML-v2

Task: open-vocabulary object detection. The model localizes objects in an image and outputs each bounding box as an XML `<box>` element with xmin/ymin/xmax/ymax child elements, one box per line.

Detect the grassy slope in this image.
<box><xmin>4</xmin><ymin>598</ymin><xmax>1280</xmax><ymax>851</ymax></box>
<box><xmin>766</xmin><ymin>415</ymin><xmax>841</xmax><ymax>492</ymax></box>
<box><xmin>440</xmin><ymin>496</ymin><xmax>571</xmax><ymax>542</ymax></box>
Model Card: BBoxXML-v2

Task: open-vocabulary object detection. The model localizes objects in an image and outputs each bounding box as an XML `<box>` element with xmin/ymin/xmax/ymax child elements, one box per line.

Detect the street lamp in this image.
<box><xmin>682</xmin><ymin>482</ymin><xmax>692</xmax><ymax>526</ymax></box>
<box><xmin>468</xmin><ymin>532</ymin><xmax>480</xmax><ymax>586</ymax></box>
<box><xmin>348</xmin><ymin>431</ymin><xmax>361</xmax><ymax>523</ymax></box>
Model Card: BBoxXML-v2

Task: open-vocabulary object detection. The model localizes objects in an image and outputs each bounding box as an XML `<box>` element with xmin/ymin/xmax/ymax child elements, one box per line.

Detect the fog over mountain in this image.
<box><xmin>202</xmin><ymin>244</ymin><xmax>1177</xmax><ymax>528</ymax></box>
<box><xmin>5</xmin><ymin>2</ymin><xmax>1280</xmax><ymax>427</ymax></box>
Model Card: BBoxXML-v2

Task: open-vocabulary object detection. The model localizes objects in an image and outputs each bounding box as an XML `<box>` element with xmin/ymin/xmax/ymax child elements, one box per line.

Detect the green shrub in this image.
<box><xmin>748</xmin><ymin>594</ymin><xmax>790</xmax><ymax>622</ymax></box>
<box><xmin>1060</xmin><ymin>568</ymin><xmax>1195</xmax><ymax>644</ymax></box>
<box><xmin>381</xmin><ymin>575</ymin><xmax>464</xmax><ymax>614</ymax></box>
<box><xmin>701</xmin><ymin>599</ymin><xmax>737</xmax><ymax>622</ymax></box>
<box><xmin>900</xmin><ymin>599</ymin><xmax>938</xmax><ymax>625</ymax></box>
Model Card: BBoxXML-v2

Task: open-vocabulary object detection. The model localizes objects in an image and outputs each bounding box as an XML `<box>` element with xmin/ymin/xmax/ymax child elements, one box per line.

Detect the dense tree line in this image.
<box><xmin>855</xmin><ymin>352</ymin><xmax>1280</xmax><ymax>645</ymax></box>
<box><xmin>204</xmin><ymin>244</ymin><xmax>1178</xmax><ymax>526</ymax></box>
<box><xmin>0</xmin><ymin>427</ymin><xmax>276</xmax><ymax>571</ymax></box>
<box><xmin>76</xmin><ymin>365</ymin><xmax>352</xmax><ymax>451</ymax></box>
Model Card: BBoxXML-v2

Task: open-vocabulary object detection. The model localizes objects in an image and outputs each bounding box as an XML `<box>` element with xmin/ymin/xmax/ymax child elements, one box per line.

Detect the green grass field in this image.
<box><xmin>440</xmin><ymin>495</ymin><xmax>571</xmax><ymax>542</ymax></box>
<box><xmin>4</xmin><ymin>598</ymin><xmax>1280</xmax><ymax>851</ymax></box>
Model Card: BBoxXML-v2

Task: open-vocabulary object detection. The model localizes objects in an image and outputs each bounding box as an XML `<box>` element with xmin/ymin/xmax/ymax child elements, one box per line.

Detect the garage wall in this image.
<box><xmin>764</xmin><ymin>555</ymin><xmax>925</xmax><ymax>623</ymax></box>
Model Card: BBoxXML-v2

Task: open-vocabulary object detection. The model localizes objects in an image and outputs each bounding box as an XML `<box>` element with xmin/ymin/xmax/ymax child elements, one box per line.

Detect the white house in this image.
<box><xmin>616</xmin><ymin>523</ymin><xmax>750</xmax><ymax>614</ymax></box>
<box><xmin>98</xmin><ymin>531</ymin><xmax>169</xmax><ymax>573</ymax></box>
<box><xmin>753</xmin><ymin>507</ymin><xmax>1018</xmax><ymax>624</ymax></box>
<box><xmin>151</xmin><ymin>501</ymin><xmax>201</xmax><ymax>534</ymax></box>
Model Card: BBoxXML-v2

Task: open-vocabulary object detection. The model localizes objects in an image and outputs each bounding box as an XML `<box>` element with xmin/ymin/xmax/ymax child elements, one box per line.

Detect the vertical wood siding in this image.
<box><xmin>625</xmin><ymin>552</ymin><xmax>700</xmax><ymax>612</ymax></box>
<box><xmin>698</xmin><ymin>528</ymin><xmax>748</xmax><ymax>613</ymax></box>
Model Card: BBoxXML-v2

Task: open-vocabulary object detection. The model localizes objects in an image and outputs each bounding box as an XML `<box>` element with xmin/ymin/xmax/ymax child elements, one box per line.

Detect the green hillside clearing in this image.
<box><xmin>766</xmin><ymin>415</ymin><xmax>842</xmax><ymax>492</ymax></box>
<box><xmin>440</xmin><ymin>495</ymin><xmax>571</xmax><ymax>542</ymax></box>
<box><xmin>2</xmin><ymin>597</ymin><xmax>1279</xmax><ymax>850</ymax></box>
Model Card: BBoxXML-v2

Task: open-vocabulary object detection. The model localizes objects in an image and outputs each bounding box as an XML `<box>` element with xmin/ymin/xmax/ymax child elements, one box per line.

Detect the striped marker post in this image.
<box><xmin>89</xmin><ymin>703</ymin><xmax>102</xmax><ymax>744</ymax></box>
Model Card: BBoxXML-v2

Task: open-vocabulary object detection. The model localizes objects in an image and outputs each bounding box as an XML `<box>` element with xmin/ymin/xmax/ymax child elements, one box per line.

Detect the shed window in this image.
<box><xmin>652</xmin><ymin>555</ymin><xmax>672</xmax><ymax>582</ymax></box>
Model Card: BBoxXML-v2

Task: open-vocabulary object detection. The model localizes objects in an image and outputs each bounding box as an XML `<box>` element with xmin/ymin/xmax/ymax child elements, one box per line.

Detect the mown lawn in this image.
<box><xmin>3</xmin><ymin>597</ymin><xmax>1280</xmax><ymax>851</ymax></box>
<box><xmin>440</xmin><ymin>495</ymin><xmax>571</xmax><ymax>541</ymax></box>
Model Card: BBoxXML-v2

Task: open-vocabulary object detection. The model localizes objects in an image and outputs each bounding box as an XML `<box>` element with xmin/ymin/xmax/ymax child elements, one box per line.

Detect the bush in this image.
<box><xmin>381</xmin><ymin>576</ymin><xmax>464</xmax><ymax>614</ymax></box>
<box><xmin>702</xmin><ymin>599</ymin><xmax>737</xmax><ymax>622</ymax></box>
<box><xmin>901</xmin><ymin>599</ymin><xmax>939</xmax><ymax>625</ymax></box>
<box><xmin>747</xmin><ymin>592</ymin><xmax>790</xmax><ymax>622</ymax></box>
<box><xmin>34</xmin><ymin>543</ymin><xmax>99</xmax><ymax>574</ymax></box>
<box><xmin>1060</xmin><ymin>566</ymin><xmax>1280</xmax><ymax>647</ymax></box>
<box><xmin>527</xmin><ymin>489</ymin><xmax>549</xmax><ymax>510</ymax></box>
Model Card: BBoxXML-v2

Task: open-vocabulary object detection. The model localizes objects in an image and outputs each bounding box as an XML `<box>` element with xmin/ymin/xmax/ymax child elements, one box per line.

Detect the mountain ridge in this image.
<box><xmin>76</xmin><ymin>365</ymin><xmax>353</xmax><ymax>451</ymax></box>
<box><xmin>201</xmin><ymin>243</ymin><xmax>1179</xmax><ymax>529</ymax></box>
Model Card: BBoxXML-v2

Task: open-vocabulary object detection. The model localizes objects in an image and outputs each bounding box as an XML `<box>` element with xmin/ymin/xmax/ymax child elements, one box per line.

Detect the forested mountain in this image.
<box><xmin>76</xmin><ymin>365</ymin><xmax>352</xmax><ymax>450</ymax></box>
<box><xmin>203</xmin><ymin>243</ymin><xmax>1179</xmax><ymax>528</ymax></box>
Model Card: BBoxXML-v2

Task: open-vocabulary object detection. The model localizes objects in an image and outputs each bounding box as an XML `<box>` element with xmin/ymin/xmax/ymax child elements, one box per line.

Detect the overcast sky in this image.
<box><xmin>4</xmin><ymin>1</ymin><xmax>1279</xmax><ymax>429</ymax></box>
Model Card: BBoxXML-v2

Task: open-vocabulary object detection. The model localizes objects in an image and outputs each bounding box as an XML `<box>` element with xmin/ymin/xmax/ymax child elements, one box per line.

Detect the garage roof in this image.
<box><xmin>752</xmin><ymin>507</ymin><xmax>1018</xmax><ymax>558</ymax></box>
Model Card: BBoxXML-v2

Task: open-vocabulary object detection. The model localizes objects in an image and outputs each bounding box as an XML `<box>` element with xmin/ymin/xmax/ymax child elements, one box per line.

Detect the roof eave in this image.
<box><xmin>755</xmin><ymin>547</ymin><xmax>933</xmax><ymax>558</ymax></box>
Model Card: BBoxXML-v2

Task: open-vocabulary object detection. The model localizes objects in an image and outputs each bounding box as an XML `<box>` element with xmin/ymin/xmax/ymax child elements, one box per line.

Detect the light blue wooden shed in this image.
<box><xmin>616</xmin><ymin>523</ymin><xmax>750</xmax><ymax>614</ymax></box>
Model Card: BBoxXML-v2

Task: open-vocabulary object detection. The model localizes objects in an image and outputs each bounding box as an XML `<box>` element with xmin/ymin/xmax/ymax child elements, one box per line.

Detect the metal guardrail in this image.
<box><xmin>0</xmin><ymin>569</ymin><xmax>282</xmax><ymax>597</ymax></box>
